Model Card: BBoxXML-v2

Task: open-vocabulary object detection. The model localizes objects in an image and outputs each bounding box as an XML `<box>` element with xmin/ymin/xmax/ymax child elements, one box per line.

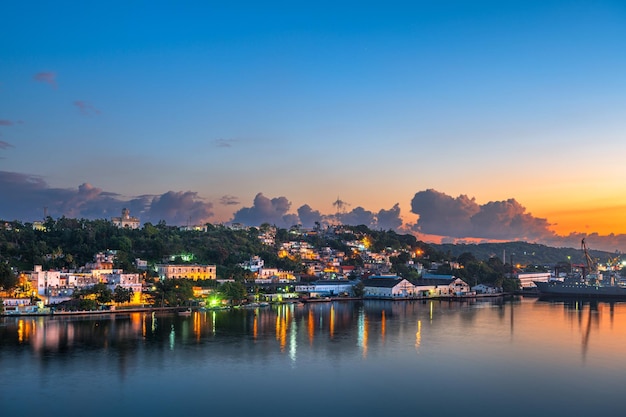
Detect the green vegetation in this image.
<box><xmin>0</xmin><ymin>261</ymin><xmax>17</xmax><ymax>291</ymax></box>
<box><xmin>1</xmin><ymin>217</ymin><xmax>619</xmax><ymax>297</ymax></box>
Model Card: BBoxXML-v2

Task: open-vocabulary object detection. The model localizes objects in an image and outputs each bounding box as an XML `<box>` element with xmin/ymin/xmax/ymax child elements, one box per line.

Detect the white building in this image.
<box><xmin>31</xmin><ymin>265</ymin><xmax>62</xmax><ymax>297</ymax></box>
<box><xmin>472</xmin><ymin>283</ymin><xmax>502</xmax><ymax>294</ymax></box>
<box><xmin>296</xmin><ymin>280</ymin><xmax>356</xmax><ymax>297</ymax></box>
<box><xmin>156</xmin><ymin>264</ymin><xmax>217</xmax><ymax>281</ymax></box>
<box><xmin>517</xmin><ymin>272</ymin><xmax>551</xmax><ymax>288</ymax></box>
<box><xmin>414</xmin><ymin>276</ymin><xmax>472</xmax><ymax>297</ymax></box>
<box><xmin>104</xmin><ymin>273</ymin><xmax>143</xmax><ymax>293</ymax></box>
<box><xmin>362</xmin><ymin>278</ymin><xmax>417</xmax><ymax>299</ymax></box>
<box><xmin>240</xmin><ymin>256</ymin><xmax>264</xmax><ymax>272</ymax></box>
<box><xmin>112</xmin><ymin>208</ymin><xmax>140</xmax><ymax>229</ymax></box>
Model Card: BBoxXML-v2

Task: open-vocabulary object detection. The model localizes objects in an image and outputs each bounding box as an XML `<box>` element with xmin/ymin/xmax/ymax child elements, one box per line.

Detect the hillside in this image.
<box><xmin>431</xmin><ymin>241</ymin><xmax>618</xmax><ymax>268</ymax></box>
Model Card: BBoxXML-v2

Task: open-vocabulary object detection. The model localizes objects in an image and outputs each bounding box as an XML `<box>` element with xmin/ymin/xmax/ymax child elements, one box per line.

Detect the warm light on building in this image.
<box><xmin>156</xmin><ymin>264</ymin><xmax>217</xmax><ymax>281</ymax></box>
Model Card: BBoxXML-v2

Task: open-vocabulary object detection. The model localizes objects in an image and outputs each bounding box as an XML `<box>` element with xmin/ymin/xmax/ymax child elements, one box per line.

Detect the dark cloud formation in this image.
<box><xmin>4</xmin><ymin>170</ymin><xmax>625</xmax><ymax>252</ymax></box>
<box><xmin>220</xmin><ymin>195</ymin><xmax>240</xmax><ymax>205</ymax></box>
<box><xmin>376</xmin><ymin>203</ymin><xmax>403</xmax><ymax>231</ymax></box>
<box><xmin>0</xmin><ymin>140</ymin><xmax>13</xmax><ymax>150</ymax></box>
<box><xmin>0</xmin><ymin>171</ymin><xmax>213</xmax><ymax>226</ymax></box>
<box><xmin>297</xmin><ymin>204</ymin><xmax>323</xmax><ymax>228</ymax></box>
<box><xmin>0</xmin><ymin>171</ymin><xmax>118</xmax><ymax>220</ymax></box>
<box><xmin>326</xmin><ymin>203</ymin><xmax>405</xmax><ymax>231</ymax></box>
<box><xmin>232</xmin><ymin>194</ymin><xmax>405</xmax><ymax>231</ymax></box>
<box><xmin>548</xmin><ymin>232</ymin><xmax>626</xmax><ymax>255</ymax></box>
<box><xmin>0</xmin><ymin>120</ymin><xmax>14</xmax><ymax>126</ymax></box>
<box><xmin>33</xmin><ymin>72</ymin><xmax>57</xmax><ymax>88</ymax></box>
<box><xmin>410</xmin><ymin>189</ymin><xmax>555</xmax><ymax>241</ymax></box>
<box><xmin>334</xmin><ymin>206</ymin><xmax>376</xmax><ymax>228</ymax></box>
<box><xmin>142</xmin><ymin>191</ymin><xmax>213</xmax><ymax>225</ymax></box>
<box><xmin>232</xmin><ymin>193</ymin><xmax>296</xmax><ymax>228</ymax></box>
<box><xmin>73</xmin><ymin>100</ymin><xmax>100</xmax><ymax>115</ymax></box>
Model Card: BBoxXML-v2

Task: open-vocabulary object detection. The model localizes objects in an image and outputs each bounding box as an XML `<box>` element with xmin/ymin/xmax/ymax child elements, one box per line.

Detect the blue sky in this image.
<box><xmin>2</xmin><ymin>1</ymin><xmax>626</xmax><ymax>251</ymax></box>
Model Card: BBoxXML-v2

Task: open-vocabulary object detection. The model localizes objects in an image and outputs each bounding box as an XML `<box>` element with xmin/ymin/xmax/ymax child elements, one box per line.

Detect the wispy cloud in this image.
<box><xmin>33</xmin><ymin>72</ymin><xmax>57</xmax><ymax>88</ymax></box>
<box><xmin>0</xmin><ymin>140</ymin><xmax>14</xmax><ymax>150</ymax></box>
<box><xmin>212</xmin><ymin>139</ymin><xmax>237</xmax><ymax>148</ymax></box>
<box><xmin>220</xmin><ymin>195</ymin><xmax>240</xmax><ymax>206</ymax></box>
<box><xmin>73</xmin><ymin>100</ymin><xmax>100</xmax><ymax>115</ymax></box>
<box><xmin>0</xmin><ymin>120</ymin><xmax>14</xmax><ymax>126</ymax></box>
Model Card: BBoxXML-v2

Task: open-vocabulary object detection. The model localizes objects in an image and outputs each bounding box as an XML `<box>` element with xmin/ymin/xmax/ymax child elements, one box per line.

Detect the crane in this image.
<box><xmin>581</xmin><ymin>238</ymin><xmax>598</xmax><ymax>284</ymax></box>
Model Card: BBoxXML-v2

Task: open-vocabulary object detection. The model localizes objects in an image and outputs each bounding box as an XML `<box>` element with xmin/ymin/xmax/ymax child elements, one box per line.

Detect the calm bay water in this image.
<box><xmin>2</xmin><ymin>297</ymin><xmax>625</xmax><ymax>416</ymax></box>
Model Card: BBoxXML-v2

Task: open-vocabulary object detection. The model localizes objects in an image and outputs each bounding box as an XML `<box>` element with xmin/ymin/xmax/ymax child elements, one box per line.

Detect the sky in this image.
<box><xmin>2</xmin><ymin>0</ymin><xmax>626</xmax><ymax>252</ymax></box>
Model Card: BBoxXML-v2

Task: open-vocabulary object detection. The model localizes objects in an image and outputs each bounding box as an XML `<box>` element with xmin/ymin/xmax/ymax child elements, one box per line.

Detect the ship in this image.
<box><xmin>534</xmin><ymin>238</ymin><xmax>626</xmax><ymax>298</ymax></box>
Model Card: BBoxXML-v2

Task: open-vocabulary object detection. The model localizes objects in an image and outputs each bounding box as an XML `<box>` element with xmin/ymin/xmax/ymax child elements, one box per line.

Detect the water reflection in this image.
<box><xmin>3</xmin><ymin>297</ymin><xmax>626</xmax><ymax>366</ymax></box>
<box><xmin>4</xmin><ymin>298</ymin><xmax>626</xmax><ymax>417</ymax></box>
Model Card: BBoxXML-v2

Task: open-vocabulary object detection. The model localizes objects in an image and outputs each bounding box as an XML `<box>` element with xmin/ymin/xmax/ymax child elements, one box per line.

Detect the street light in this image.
<box><xmin>567</xmin><ymin>256</ymin><xmax>572</xmax><ymax>275</ymax></box>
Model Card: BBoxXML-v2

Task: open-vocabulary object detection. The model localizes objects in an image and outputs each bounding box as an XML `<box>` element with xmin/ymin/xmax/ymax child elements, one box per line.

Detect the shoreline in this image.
<box><xmin>1</xmin><ymin>294</ymin><xmax>513</xmax><ymax>317</ymax></box>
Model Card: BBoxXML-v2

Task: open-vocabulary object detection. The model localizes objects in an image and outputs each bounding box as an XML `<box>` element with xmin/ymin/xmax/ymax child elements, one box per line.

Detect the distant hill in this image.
<box><xmin>430</xmin><ymin>241</ymin><xmax>619</xmax><ymax>267</ymax></box>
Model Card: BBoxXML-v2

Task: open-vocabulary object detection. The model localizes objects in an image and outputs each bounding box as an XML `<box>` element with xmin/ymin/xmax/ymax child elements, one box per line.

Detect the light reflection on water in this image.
<box><xmin>1</xmin><ymin>297</ymin><xmax>625</xmax><ymax>416</ymax></box>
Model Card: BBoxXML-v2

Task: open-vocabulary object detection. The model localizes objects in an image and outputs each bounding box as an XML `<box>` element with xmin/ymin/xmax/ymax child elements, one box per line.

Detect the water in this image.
<box><xmin>2</xmin><ymin>297</ymin><xmax>625</xmax><ymax>416</ymax></box>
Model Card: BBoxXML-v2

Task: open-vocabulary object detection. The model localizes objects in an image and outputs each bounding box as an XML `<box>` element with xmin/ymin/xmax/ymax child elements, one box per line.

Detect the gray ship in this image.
<box><xmin>534</xmin><ymin>238</ymin><xmax>626</xmax><ymax>298</ymax></box>
<box><xmin>534</xmin><ymin>279</ymin><xmax>626</xmax><ymax>298</ymax></box>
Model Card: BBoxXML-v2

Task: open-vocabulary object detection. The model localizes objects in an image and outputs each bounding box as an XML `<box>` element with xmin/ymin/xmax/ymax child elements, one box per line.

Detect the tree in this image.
<box><xmin>352</xmin><ymin>282</ymin><xmax>365</xmax><ymax>298</ymax></box>
<box><xmin>457</xmin><ymin>252</ymin><xmax>477</xmax><ymax>267</ymax></box>
<box><xmin>113</xmin><ymin>286</ymin><xmax>133</xmax><ymax>304</ymax></box>
<box><xmin>219</xmin><ymin>281</ymin><xmax>247</xmax><ymax>304</ymax></box>
<box><xmin>0</xmin><ymin>262</ymin><xmax>18</xmax><ymax>290</ymax></box>
<box><xmin>93</xmin><ymin>283</ymin><xmax>113</xmax><ymax>304</ymax></box>
<box><xmin>155</xmin><ymin>279</ymin><xmax>194</xmax><ymax>306</ymax></box>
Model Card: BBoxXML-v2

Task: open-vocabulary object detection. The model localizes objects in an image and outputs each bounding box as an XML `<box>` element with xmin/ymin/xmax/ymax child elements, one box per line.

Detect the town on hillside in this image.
<box><xmin>1</xmin><ymin>212</ymin><xmax>624</xmax><ymax>315</ymax></box>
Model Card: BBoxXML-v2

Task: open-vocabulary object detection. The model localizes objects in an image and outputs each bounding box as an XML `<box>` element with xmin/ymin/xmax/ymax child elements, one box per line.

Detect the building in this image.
<box><xmin>472</xmin><ymin>283</ymin><xmax>501</xmax><ymax>294</ymax></box>
<box><xmin>112</xmin><ymin>208</ymin><xmax>140</xmax><ymax>229</ymax></box>
<box><xmin>156</xmin><ymin>264</ymin><xmax>217</xmax><ymax>281</ymax></box>
<box><xmin>414</xmin><ymin>276</ymin><xmax>472</xmax><ymax>297</ymax></box>
<box><xmin>295</xmin><ymin>280</ymin><xmax>356</xmax><ymax>297</ymax></box>
<box><xmin>104</xmin><ymin>273</ymin><xmax>142</xmax><ymax>292</ymax></box>
<box><xmin>362</xmin><ymin>278</ymin><xmax>417</xmax><ymax>299</ymax></box>
<box><xmin>30</xmin><ymin>265</ymin><xmax>62</xmax><ymax>298</ymax></box>
<box><xmin>517</xmin><ymin>272</ymin><xmax>551</xmax><ymax>288</ymax></box>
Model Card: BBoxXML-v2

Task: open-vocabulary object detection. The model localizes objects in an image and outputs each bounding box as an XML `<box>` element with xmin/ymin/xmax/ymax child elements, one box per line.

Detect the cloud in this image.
<box><xmin>376</xmin><ymin>203</ymin><xmax>403</xmax><ymax>231</ymax></box>
<box><xmin>220</xmin><ymin>195</ymin><xmax>240</xmax><ymax>206</ymax></box>
<box><xmin>141</xmin><ymin>191</ymin><xmax>214</xmax><ymax>225</ymax></box>
<box><xmin>548</xmin><ymin>232</ymin><xmax>626</xmax><ymax>254</ymax></box>
<box><xmin>213</xmin><ymin>139</ymin><xmax>237</xmax><ymax>148</ymax></box>
<box><xmin>0</xmin><ymin>171</ymin><xmax>109</xmax><ymax>220</ymax></box>
<box><xmin>323</xmin><ymin>203</ymin><xmax>404</xmax><ymax>231</ymax></box>
<box><xmin>297</xmin><ymin>204</ymin><xmax>323</xmax><ymax>228</ymax></box>
<box><xmin>3</xmin><ymin>172</ymin><xmax>625</xmax><ymax>252</ymax></box>
<box><xmin>230</xmin><ymin>194</ymin><xmax>405</xmax><ymax>232</ymax></box>
<box><xmin>33</xmin><ymin>72</ymin><xmax>57</xmax><ymax>88</ymax></box>
<box><xmin>231</xmin><ymin>193</ymin><xmax>295</xmax><ymax>227</ymax></box>
<box><xmin>0</xmin><ymin>120</ymin><xmax>14</xmax><ymax>126</ymax></box>
<box><xmin>334</xmin><ymin>207</ymin><xmax>376</xmax><ymax>229</ymax></box>
<box><xmin>410</xmin><ymin>189</ymin><xmax>555</xmax><ymax>241</ymax></box>
<box><xmin>0</xmin><ymin>140</ymin><xmax>13</xmax><ymax>150</ymax></box>
<box><xmin>73</xmin><ymin>100</ymin><xmax>100</xmax><ymax>115</ymax></box>
<box><xmin>0</xmin><ymin>170</ymin><xmax>213</xmax><ymax>226</ymax></box>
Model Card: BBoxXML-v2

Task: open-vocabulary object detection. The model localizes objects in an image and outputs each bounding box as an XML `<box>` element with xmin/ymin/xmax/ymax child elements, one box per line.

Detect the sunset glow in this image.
<box><xmin>2</xmin><ymin>1</ymin><xmax>626</xmax><ymax>252</ymax></box>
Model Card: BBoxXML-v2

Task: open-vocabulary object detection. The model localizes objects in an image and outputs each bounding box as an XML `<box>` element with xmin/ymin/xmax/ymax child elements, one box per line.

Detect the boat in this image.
<box><xmin>534</xmin><ymin>280</ymin><xmax>626</xmax><ymax>298</ymax></box>
<box><xmin>2</xmin><ymin>301</ymin><xmax>52</xmax><ymax>316</ymax></box>
<box><xmin>535</xmin><ymin>239</ymin><xmax>626</xmax><ymax>298</ymax></box>
<box><xmin>178</xmin><ymin>308</ymin><xmax>192</xmax><ymax>316</ymax></box>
